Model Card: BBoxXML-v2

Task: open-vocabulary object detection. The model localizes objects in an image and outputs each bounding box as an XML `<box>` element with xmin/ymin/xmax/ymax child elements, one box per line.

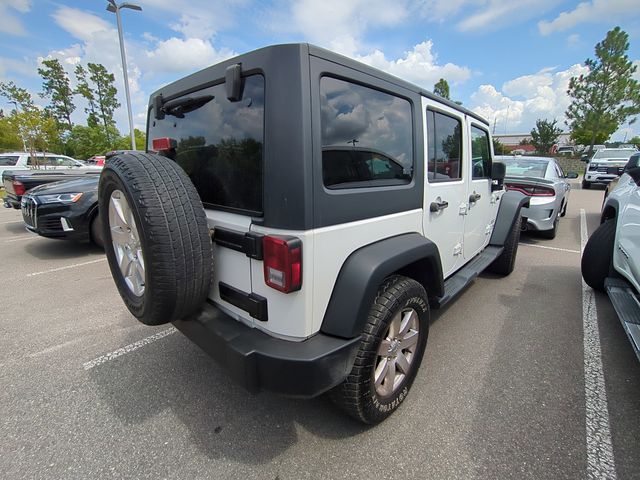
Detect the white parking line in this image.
<box><xmin>3</xmin><ymin>234</ymin><xmax>36</xmax><ymax>243</ymax></box>
<box><xmin>0</xmin><ymin>220</ymin><xmax>21</xmax><ymax>225</ymax></box>
<box><xmin>27</xmin><ymin>258</ymin><xmax>107</xmax><ymax>277</ymax></box>
<box><xmin>83</xmin><ymin>327</ymin><xmax>177</xmax><ymax>370</ymax></box>
<box><xmin>520</xmin><ymin>243</ymin><xmax>580</xmax><ymax>254</ymax></box>
<box><xmin>580</xmin><ymin>209</ymin><xmax>617</xmax><ymax>480</ymax></box>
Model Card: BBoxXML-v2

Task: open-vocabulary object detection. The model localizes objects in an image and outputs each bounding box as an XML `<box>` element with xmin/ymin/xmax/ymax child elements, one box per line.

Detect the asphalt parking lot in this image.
<box><xmin>1</xmin><ymin>183</ymin><xmax>639</xmax><ymax>480</ymax></box>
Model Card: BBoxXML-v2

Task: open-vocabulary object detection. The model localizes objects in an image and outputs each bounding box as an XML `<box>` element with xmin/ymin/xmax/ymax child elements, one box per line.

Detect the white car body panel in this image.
<box><xmin>611</xmin><ymin>174</ymin><xmax>640</xmax><ymax>293</ymax></box>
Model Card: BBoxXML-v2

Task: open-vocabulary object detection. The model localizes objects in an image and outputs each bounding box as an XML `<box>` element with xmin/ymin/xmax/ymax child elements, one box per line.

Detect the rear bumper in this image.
<box><xmin>521</xmin><ymin>198</ymin><xmax>559</xmax><ymax>231</ymax></box>
<box><xmin>173</xmin><ymin>301</ymin><xmax>361</xmax><ymax>398</ymax></box>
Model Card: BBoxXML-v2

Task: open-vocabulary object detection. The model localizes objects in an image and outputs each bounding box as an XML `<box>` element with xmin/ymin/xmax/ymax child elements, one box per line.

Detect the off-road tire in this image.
<box><xmin>329</xmin><ymin>275</ymin><xmax>429</xmax><ymax>424</ymax></box>
<box><xmin>488</xmin><ymin>215</ymin><xmax>522</xmax><ymax>275</ymax></box>
<box><xmin>581</xmin><ymin>219</ymin><xmax>615</xmax><ymax>292</ymax></box>
<box><xmin>99</xmin><ymin>152</ymin><xmax>213</xmax><ymax>325</ymax></box>
<box><xmin>90</xmin><ymin>213</ymin><xmax>104</xmax><ymax>249</ymax></box>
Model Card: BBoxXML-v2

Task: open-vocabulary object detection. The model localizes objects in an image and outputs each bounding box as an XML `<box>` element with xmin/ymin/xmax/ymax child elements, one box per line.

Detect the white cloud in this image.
<box><xmin>567</xmin><ymin>33</ymin><xmax>581</xmax><ymax>47</ymax></box>
<box><xmin>0</xmin><ymin>0</ymin><xmax>31</xmax><ymax>36</ymax></box>
<box><xmin>52</xmin><ymin>7</ymin><xmax>111</xmax><ymax>42</ymax></box>
<box><xmin>356</xmin><ymin>41</ymin><xmax>471</xmax><ymax>89</ymax></box>
<box><xmin>470</xmin><ymin>64</ymin><xmax>588</xmax><ymax>133</ymax></box>
<box><xmin>457</xmin><ymin>0</ymin><xmax>560</xmax><ymax>32</ymax></box>
<box><xmin>538</xmin><ymin>0</ymin><xmax>639</xmax><ymax>35</ymax></box>
<box><xmin>142</xmin><ymin>37</ymin><xmax>235</xmax><ymax>73</ymax></box>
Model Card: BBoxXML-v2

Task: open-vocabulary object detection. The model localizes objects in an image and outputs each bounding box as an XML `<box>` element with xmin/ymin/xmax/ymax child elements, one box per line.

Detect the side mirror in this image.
<box><xmin>565</xmin><ymin>172</ymin><xmax>579</xmax><ymax>179</ymax></box>
<box><xmin>581</xmin><ymin>154</ymin><xmax>589</xmax><ymax>162</ymax></box>
<box><xmin>491</xmin><ymin>161</ymin><xmax>506</xmax><ymax>191</ymax></box>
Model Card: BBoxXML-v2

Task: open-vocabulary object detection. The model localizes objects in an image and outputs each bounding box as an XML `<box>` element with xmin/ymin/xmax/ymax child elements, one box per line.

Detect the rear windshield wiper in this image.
<box><xmin>162</xmin><ymin>95</ymin><xmax>214</xmax><ymax>118</ymax></box>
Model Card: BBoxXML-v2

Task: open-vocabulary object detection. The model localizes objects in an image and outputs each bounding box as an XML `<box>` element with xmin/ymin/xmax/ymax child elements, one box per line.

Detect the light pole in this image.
<box><xmin>106</xmin><ymin>0</ymin><xmax>141</xmax><ymax>151</ymax></box>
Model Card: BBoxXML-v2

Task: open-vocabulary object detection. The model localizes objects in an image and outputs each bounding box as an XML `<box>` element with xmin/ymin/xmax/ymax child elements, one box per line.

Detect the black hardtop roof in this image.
<box><xmin>151</xmin><ymin>43</ymin><xmax>489</xmax><ymax>126</ymax></box>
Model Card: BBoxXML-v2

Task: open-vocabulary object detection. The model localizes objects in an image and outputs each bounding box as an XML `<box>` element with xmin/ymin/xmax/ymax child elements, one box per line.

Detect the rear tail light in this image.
<box><xmin>506</xmin><ymin>183</ymin><xmax>555</xmax><ymax>196</ymax></box>
<box><xmin>151</xmin><ymin>137</ymin><xmax>177</xmax><ymax>152</ymax></box>
<box><xmin>263</xmin><ymin>235</ymin><xmax>302</xmax><ymax>293</ymax></box>
<box><xmin>12</xmin><ymin>180</ymin><xmax>25</xmax><ymax>196</ymax></box>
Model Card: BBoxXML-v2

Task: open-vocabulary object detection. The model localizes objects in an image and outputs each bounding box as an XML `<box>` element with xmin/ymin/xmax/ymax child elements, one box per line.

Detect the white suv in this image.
<box><xmin>582</xmin><ymin>152</ymin><xmax>640</xmax><ymax>359</ymax></box>
<box><xmin>582</xmin><ymin>147</ymin><xmax>637</xmax><ymax>189</ymax></box>
<box><xmin>99</xmin><ymin>44</ymin><xmax>528</xmax><ymax>424</ymax></box>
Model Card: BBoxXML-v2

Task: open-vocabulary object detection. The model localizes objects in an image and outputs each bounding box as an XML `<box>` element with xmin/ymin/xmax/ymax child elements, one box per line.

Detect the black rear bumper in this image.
<box><xmin>173</xmin><ymin>301</ymin><xmax>361</xmax><ymax>398</ymax></box>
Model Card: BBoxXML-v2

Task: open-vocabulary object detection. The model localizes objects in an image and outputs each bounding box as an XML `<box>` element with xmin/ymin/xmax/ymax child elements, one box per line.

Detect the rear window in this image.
<box><xmin>0</xmin><ymin>156</ymin><xmax>18</xmax><ymax>166</ymax></box>
<box><xmin>504</xmin><ymin>158</ymin><xmax>549</xmax><ymax>177</ymax></box>
<box><xmin>149</xmin><ymin>74</ymin><xmax>265</xmax><ymax>215</ymax></box>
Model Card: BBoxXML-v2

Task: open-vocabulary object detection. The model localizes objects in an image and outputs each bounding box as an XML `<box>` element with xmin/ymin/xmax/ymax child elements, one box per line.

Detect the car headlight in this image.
<box><xmin>588</xmin><ymin>163</ymin><xmax>598</xmax><ymax>171</ymax></box>
<box><xmin>37</xmin><ymin>193</ymin><xmax>84</xmax><ymax>204</ymax></box>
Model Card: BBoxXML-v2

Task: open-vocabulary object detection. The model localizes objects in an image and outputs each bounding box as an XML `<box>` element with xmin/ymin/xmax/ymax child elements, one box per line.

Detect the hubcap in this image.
<box><xmin>108</xmin><ymin>190</ymin><xmax>145</xmax><ymax>297</ymax></box>
<box><xmin>374</xmin><ymin>308</ymin><xmax>420</xmax><ymax>397</ymax></box>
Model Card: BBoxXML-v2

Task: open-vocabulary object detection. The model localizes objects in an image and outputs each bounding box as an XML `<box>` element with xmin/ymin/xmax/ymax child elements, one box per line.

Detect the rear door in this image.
<box><xmin>422</xmin><ymin>98</ymin><xmax>467</xmax><ymax>277</ymax></box>
<box><xmin>464</xmin><ymin>122</ymin><xmax>499</xmax><ymax>259</ymax></box>
<box><xmin>147</xmin><ymin>74</ymin><xmax>266</xmax><ymax>328</ymax></box>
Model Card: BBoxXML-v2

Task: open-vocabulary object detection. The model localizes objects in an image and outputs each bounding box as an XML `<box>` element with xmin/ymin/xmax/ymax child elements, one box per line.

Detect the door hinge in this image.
<box><xmin>459</xmin><ymin>204</ymin><xmax>468</xmax><ymax>215</ymax></box>
<box><xmin>453</xmin><ymin>243</ymin><xmax>463</xmax><ymax>256</ymax></box>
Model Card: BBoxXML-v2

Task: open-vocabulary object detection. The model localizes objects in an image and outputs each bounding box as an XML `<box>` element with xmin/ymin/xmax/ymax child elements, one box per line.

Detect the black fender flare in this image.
<box><xmin>320</xmin><ymin>233</ymin><xmax>443</xmax><ymax>339</ymax></box>
<box><xmin>489</xmin><ymin>190</ymin><xmax>530</xmax><ymax>246</ymax></box>
<box><xmin>601</xmin><ymin>197</ymin><xmax>619</xmax><ymax>223</ymax></box>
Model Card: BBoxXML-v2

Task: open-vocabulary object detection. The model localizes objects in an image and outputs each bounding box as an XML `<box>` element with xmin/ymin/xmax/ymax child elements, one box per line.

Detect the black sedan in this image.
<box><xmin>21</xmin><ymin>176</ymin><xmax>103</xmax><ymax>248</ymax></box>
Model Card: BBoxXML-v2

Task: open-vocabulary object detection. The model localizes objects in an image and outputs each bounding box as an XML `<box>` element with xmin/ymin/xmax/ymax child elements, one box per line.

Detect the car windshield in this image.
<box><xmin>593</xmin><ymin>149</ymin><xmax>634</xmax><ymax>160</ymax></box>
<box><xmin>503</xmin><ymin>158</ymin><xmax>549</xmax><ymax>178</ymax></box>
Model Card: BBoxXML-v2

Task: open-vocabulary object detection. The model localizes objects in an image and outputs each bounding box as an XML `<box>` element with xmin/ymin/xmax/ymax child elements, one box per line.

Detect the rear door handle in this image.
<box><xmin>469</xmin><ymin>193</ymin><xmax>482</xmax><ymax>203</ymax></box>
<box><xmin>430</xmin><ymin>200</ymin><xmax>449</xmax><ymax>212</ymax></box>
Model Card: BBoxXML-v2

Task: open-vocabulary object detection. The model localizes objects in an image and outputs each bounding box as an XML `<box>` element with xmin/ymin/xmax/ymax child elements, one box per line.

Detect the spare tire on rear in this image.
<box><xmin>99</xmin><ymin>152</ymin><xmax>213</xmax><ymax>325</ymax></box>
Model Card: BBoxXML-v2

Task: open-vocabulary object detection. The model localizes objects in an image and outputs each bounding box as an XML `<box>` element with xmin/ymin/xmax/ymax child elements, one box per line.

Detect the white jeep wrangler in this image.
<box><xmin>582</xmin><ymin>152</ymin><xmax>640</xmax><ymax>360</ymax></box>
<box><xmin>99</xmin><ymin>44</ymin><xmax>528</xmax><ymax>424</ymax></box>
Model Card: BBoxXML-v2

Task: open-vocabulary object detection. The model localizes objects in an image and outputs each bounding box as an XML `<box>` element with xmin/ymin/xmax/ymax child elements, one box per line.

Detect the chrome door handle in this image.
<box><xmin>430</xmin><ymin>200</ymin><xmax>449</xmax><ymax>212</ymax></box>
<box><xmin>469</xmin><ymin>193</ymin><xmax>482</xmax><ymax>203</ymax></box>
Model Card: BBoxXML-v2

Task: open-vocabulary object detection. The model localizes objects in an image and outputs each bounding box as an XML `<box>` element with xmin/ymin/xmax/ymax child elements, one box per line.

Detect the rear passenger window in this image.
<box><xmin>320</xmin><ymin>77</ymin><xmax>413</xmax><ymax>189</ymax></box>
<box><xmin>426</xmin><ymin>110</ymin><xmax>462</xmax><ymax>182</ymax></box>
<box><xmin>0</xmin><ymin>156</ymin><xmax>18</xmax><ymax>166</ymax></box>
<box><xmin>470</xmin><ymin>126</ymin><xmax>492</xmax><ymax>179</ymax></box>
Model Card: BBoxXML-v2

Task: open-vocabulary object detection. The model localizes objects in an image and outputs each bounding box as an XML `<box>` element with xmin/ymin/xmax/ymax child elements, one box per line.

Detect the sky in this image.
<box><xmin>1</xmin><ymin>0</ymin><xmax>639</xmax><ymax>141</ymax></box>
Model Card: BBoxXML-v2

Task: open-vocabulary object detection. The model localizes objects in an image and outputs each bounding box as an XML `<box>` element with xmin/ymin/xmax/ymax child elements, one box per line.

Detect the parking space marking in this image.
<box><xmin>27</xmin><ymin>258</ymin><xmax>106</xmax><ymax>277</ymax></box>
<box><xmin>82</xmin><ymin>327</ymin><xmax>177</xmax><ymax>370</ymax></box>
<box><xmin>580</xmin><ymin>209</ymin><xmax>617</xmax><ymax>480</ymax></box>
<box><xmin>520</xmin><ymin>243</ymin><xmax>580</xmax><ymax>254</ymax></box>
<box><xmin>0</xmin><ymin>220</ymin><xmax>21</xmax><ymax>225</ymax></box>
<box><xmin>3</xmin><ymin>234</ymin><xmax>36</xmax><ymax>243</ymax></box>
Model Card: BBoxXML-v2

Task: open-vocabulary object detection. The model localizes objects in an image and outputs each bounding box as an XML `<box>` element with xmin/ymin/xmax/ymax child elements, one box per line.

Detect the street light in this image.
<box><xmin>106</xmin><ymin>0</ymin><xmax>142</xmax><ymax>151</ymax></box>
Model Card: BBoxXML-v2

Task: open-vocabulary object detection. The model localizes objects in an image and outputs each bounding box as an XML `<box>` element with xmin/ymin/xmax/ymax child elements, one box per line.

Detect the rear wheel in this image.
<box><xmin>488</xmin><ymin>215</ymin><xmax>522</xmax><ymax>275</ymax></box>
<box><xmin>582</xmin><ymin>179</ymin><xmax>591</xmax><ymax>189</ymax></box>
<box><xmin>581</xmin><ymin>219</ymin><xmax>615</xmax><ymax>292</ymax></box>
<box><xmin>99</xmin><ymin>152</ymin><xmax>213</xmax><ymax>326</ymax></box>
<box><xmin>329</xmin><ymin>275</ymin><xmax>429</xmax><ymax>424</ymax></box>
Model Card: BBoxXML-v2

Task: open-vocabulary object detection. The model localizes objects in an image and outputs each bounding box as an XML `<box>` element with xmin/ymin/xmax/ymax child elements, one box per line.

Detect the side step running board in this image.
<box><xmin>605</xmin><ymin>277</ymin><xmax>640</xmax><ymax>361</ymax></box>
<box><xmin>432</xmin><ymin>246</ymin><xmax>503</xmax><ymax>309</ymax></box>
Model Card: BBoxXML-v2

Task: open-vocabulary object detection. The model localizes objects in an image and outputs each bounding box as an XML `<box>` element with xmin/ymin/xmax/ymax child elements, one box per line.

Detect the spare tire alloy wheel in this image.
<box><xmin>109</xmin><ymin>189</ymin><xmax>145</xmax><ymax>297</ymax></box>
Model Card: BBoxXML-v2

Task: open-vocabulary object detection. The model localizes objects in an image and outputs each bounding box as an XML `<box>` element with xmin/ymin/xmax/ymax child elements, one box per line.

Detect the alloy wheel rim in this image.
<box><xmin>373</xmin><ymin>307</ymin><xmax>420</xmax><ymax>397</ymax></box>
<box><xmin>108</xmin><ymin>189</ymin><xmax>146</xmax><ymax>297</ymax></box>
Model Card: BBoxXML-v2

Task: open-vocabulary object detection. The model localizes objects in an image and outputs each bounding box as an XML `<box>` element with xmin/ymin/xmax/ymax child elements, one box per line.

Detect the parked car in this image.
<box><xmin>21</xmin><ymin>176</ymin><xmax>102</xmax><ymax>247</ymax></box>
<box><xmin>582</xmin><ymin>161</ymin><xmax>640</xmax><ymax>360</ymax></box>
<box><xmin>3</xmin><ymin>168</ymin><xmax>102</xmax><ymax>209</ymax></box>
<box><xmin>496</xmin><ymin>155</ymin><xmax>578</xmax><ymax>239</ymax></box>
<box><xmin>0</xmin><ymin>152</ymin><xmax>92</xmax><ymax>179</ymax></box>
<box><xmin>604</xmin><ymin>152</ymin><xmax>640</xmax><ymax>200</ymax></box>
<box><xmin>99</xmin><ymin>43</ymin><xmax>528</xmax><ymax>424</ymax></box>
<box><xmin>581</xmin><ymin>148</ymin><xmax>637</xmax><ymax>189</ymax></box>
<box><xmin>87</xmin><ymin>155</ymin><xmax>106</xmax><ymax>166</ymax></box>
<box><xmin>556</xmin><ymin>146</ymin><xmax>574</xmax><ymax>156</ymax></box>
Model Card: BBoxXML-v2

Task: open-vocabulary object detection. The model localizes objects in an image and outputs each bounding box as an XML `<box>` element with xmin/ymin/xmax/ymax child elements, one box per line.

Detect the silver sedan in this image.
<box><xmin>495</xmin><ymin>155</ymin><xmax>578</xmax><ymax>239</ymax></box>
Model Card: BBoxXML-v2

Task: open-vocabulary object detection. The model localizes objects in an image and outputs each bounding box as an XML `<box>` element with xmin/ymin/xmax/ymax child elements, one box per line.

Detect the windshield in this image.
<box><xmin>593</xmin><ymin>149</ymin><xmax>635</xmax><ymax>160</ymax></box>
<box><xmin>503</xmin><ymin>158</ymin><xmax>549</xmax><ymax>178</ymax></box>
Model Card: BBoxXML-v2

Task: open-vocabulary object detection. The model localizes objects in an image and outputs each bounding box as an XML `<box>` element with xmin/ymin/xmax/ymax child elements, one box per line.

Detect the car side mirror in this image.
<box><xmin>581</xmin><ymin>154</ymin><xmax>589</xmax><ymax>162</ymax></box>
<box><xmin>491</xmin><ymin>161</ymin><xmax>506</xmax><ymax>191</ymax></box>
<box><xmin>627</xmin><ymin>166</ymin><xmax>640</xmax><ymax>185</ymax></box>
<box><xmin>565</xmin><ymin>172</ymin><xmax>579</xmax><ymax>179</ymax></box>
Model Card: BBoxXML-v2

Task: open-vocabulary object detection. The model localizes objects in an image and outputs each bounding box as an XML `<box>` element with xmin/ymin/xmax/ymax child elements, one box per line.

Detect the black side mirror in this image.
<box><xmin>491</xmin><ymin>161</ymin><xmax>506</xmax><ymax>191</ymax></box>
<box><xmin>565</xmin><ymin>172</ymin><xmax>579</xmax><ymax>179</ymax></box>
<box><xmin>581</xmin><ymin>154</ymin><xmax>589</xmax><ymax>162</ymax></box>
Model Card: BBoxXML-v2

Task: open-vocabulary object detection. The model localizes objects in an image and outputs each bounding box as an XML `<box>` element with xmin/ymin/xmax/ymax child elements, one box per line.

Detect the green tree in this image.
<box><xmin>492</xmin><ymin>138</ymin><xmax>505</xmax><ymax>155</ymax></box>
<box><xmin>628</xmin><ymin>135</ymin><xmax>640</xmax><ymax>146</ymax></box>
<box><xmin>0</xmin><ymin>81</ymin><xmax>62</xmax><ymax>162</ymax></box>
<box><xmin>433</xmin><ymin>78</ymin><xmax>450</xmax><ymax>100</ymax></box>
<box><xmin>87</xmin><ymin>63</ymin><xmax>120</xmax><ymax>147</ymax></box>
<box><xmin>38</xmin><ymin>58</ymin><xmax>75</xmax><ymax>130</ymax></box>
<box><xmin>114</xmin><ymin>128</ymin><xmax>146</xmax><ymax>150</ymax></box>
<box><xmin>530</xmin><ymin>118</ymin><xmax>562</xmax><ymax>154</ymax></box>
<box><xmin>74</xmin><ymin>64</ymin><xmax>99</xmax><ymax>127</ymax></box>
<box><xmin>0</xmin><ymin>115</ymin><xmax>23</xmax><ymax>151</ymax></box>
<box><xmin>566</xmin><ymin>27</ymin><xmax>640</xmax><ymax>154</ymax></box>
